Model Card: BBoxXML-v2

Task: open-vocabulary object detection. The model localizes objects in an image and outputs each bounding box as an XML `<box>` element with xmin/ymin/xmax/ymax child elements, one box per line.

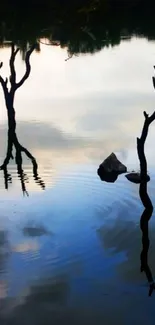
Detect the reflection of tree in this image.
<box><xmin>137</xmin><ymin>111</ymin><xmax>155</xmax><ymax>296</ymax></box>
<box><xmin>97</xmin><ymin>111</ymin><xmax>155</xmax><ymax>296</ymax></box>
<box><xmin>0</xmin><ymin>44</ymin><xmax>45</xmax><ymax>194</ymax></box>
<box><xmin>0</xmin><ymin>1</ymin><xmax>155</xmax><ymax>57</ymax></box>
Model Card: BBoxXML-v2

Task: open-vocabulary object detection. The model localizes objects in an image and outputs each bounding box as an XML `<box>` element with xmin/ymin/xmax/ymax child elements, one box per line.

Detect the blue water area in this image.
<box><xmin>0</xmin><ymin>165</ymin><xmax>155</xmax><ymax>324</ymax></box>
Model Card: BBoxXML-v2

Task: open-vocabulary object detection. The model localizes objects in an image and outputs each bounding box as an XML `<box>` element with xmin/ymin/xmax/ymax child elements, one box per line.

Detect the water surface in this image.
<box><xmin>0</xmin><ymin>37</ymin><xmax>155</xmax><ymax>324</ymax></box>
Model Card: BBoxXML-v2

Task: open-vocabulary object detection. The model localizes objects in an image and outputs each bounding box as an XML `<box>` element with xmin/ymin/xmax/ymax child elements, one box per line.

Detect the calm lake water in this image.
<box><xmin>0</xmin><ymin>37</ymin><xmax>155</xmax><ymax>324</ymax></box>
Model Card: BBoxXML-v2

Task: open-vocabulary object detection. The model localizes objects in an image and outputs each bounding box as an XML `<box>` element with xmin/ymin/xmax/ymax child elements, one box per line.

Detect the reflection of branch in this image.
<box><xmin>15</xmin><ymin>44</ymin><xmax>36</xmax><ymax>89</ymax></box>
<box><xmin>33</xmin><ymin>164</ymin><xmax>46</xmax><ymax>190</ymax></box>
<box><xmin>0</xmin><ymin>72</ymin><xmax>8</xmax><ymax>102</ymax></box>
<box><xmin>0</xmin><ymin>129</ymin><xmax>46</xmax><ymax>195</ymax></box>
<box><xmin>3</xmin><ymin>167</ymin><xmax>12</xmax><ymax>190</ymax></box>
<box><xmin>138</xmin><ymin>111</ymin><xmax>155</xmax><ymax>296</ymax></box>
<box><xmin>16</xmin><ymin>158</ymin><xmax>29</xmax><ymax>196</ymax></box>
<box><xmin>9</xmin><ymin>43</ymin><xmax>20</xmax><ymax>86</ymax></box>
<box><xmin>0</xmin><ymin>43</ymin><xmax>36</xmax><ymax>103</ymax></box>
<box><xmin>65</xmin><ymin>54</ymin><xmax>74</xmax><ymax>61</ymax></box>
<box><xmin>65</xmin><ymin>53</ymin><xmax>79</xmax><ymax>61</ymax></box>
<box><xmin>0</xmin><ymin>43</ymin><xmax>45</xmax><ymax>194</ymax></box>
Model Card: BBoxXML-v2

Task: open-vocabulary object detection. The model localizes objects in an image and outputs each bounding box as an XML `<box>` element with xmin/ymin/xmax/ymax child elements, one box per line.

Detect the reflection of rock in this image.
<box><xmin>97</xmin><ymin>153</ymin><xmax>127</xmax><ymax>183</ymax></box>
<box><xmin>125</xmin><ymin>172</ymin><xmax>150</xmax><ymax>184</ymax></box>
<box><xmin>23</xmin><ymin>224</ymin><xmax>51</xmax><ymax>237</ymax></box>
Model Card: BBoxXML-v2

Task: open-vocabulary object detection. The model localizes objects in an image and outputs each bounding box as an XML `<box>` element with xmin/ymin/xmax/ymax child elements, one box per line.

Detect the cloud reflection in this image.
<box><xmin>0</xmin><ymin>120</ymin><xmax>130</xmax><ymax>167</ymax></box>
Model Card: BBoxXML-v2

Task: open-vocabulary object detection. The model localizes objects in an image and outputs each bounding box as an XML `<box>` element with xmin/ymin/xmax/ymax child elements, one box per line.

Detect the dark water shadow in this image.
<box><xmin>0</xmin><ymin>275</ymin><xmax>71</xmax><ymax>324</ymax></box>
<box><xmin>22</xmin><ymin>223</ymin><xmax>52</xmax><ymax>237</ymax></box>
<box><xmin>0</xmin><ymin>230</ymin><xmax>10</xmax><ymax>275</ymax></box>
<box><xmin>138</xmin><ymin>111</ymin><xmax>155</xmax><ymax>296</ymax></box>
<box><xmin>0</xmin><ymin>43</ymin><xmax>45</xmax><ymax>195</ymax></box>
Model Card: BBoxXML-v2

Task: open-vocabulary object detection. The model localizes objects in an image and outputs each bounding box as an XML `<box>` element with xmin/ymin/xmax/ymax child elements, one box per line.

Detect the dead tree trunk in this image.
<box><xmin>0</xmin><ymin>44</ymin><xmax>45</xmax><ymax>194</ymax></box>
<box><xmin>138</xmin><ymin>111</ymin><xmax>155</xmax><ymax>296</ymax></box>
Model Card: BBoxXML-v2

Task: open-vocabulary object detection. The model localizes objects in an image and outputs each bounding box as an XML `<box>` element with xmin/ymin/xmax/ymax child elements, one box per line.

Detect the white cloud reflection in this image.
<box><xmin>0</xmin><ymin>37</ymin><xmax>155</xmax><ymax>192</ymax></box>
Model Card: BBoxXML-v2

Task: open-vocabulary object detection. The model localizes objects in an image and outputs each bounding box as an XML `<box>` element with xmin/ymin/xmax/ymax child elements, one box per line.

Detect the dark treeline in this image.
<box><xmin>0</xmin><ymin>0</ymin><xmax>155</xmax><ymax>55</ymax></box>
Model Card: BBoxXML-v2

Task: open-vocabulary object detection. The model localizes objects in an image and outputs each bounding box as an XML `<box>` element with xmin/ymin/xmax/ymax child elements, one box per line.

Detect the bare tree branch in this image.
<box><xmin>138</xmin><ymin>110</ymin><xmax>155</xmax><ymax>296</ymax></box>
<box><xmin>20</xmin><ymin>145</ymin><xmax>37</xmax><ymax>163</ymax></box>
<box><xmin>9</xmin><ymin>43</ymin><xmax>20</xmax><ymax>86</ymax></box>
<box><xmin>0</xmin><ymin>70</ymin><xmax>8</xmax><ymax>101</ymax></box>
<box><xmin>15</xmin><ymin>44</ymin><xmax>36</xmax><ymax>89</ymax></box>
<box><xmin>0</xmin><ymin>42</ymin><xmax>45</xmax><ymax>193</ymax></box>
<box><xmin>0</xmin><ymin>60</ymin><xmax>9</xmax><ymax>106</ymax></box>
<box><xmin>137</xmin><ymin>112</ymin><xmax>155</xmax><ymax>209</ymax></box>
<box><xmin>138</xmin><ymin>111</ymin><xmax>155</xmax><ymax>142</ymax></box>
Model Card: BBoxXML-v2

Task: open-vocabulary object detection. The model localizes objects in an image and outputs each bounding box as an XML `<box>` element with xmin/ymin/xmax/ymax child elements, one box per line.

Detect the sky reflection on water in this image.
<box><xmin>0</xmin><ymin>37</ymin><xmax>155</xmax><ymax>324</ymax></box>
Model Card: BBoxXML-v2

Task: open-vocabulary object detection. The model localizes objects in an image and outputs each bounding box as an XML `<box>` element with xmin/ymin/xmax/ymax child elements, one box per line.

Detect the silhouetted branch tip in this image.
<box><xmin>0</xmin><ymin>62</ymin><xmax>3</xmax><ymax>69</ymax></box>
<box><xmin>143</xmin><ymin>111</ymin><xmax>148</xmax><ymax>119</ymax></box>
<box><xmin>29</xmin><ymin>44</ymin><xmax>37</xmax><ymax>52</ymax></box>
<box><xmin>14</xmin><ymin>48</ymin><xmax>20</xmax><ymax>56</ymax></box>
<box><xmin>0</xmin><ymin>75</ymin><xmax>9</xmax><ymax>96</ymax></box>
<box><xmin>148</xmin><ymin>111</ymin><xmax>155</xmax><ymax>124</ymax></box>
<box><xmin>10</xmin><ymin>44</ymin><xmax>20</xmax><ymax>86</ymax></box>
<box><xmin>0</xmin><ymin>76</ymin><xmax>4</xmax><ymax>84</ymax></box>
<box><xmin>11</xmin><ymin>43</ymin><xmax>19</xmax><ymax>56</ymax></box>
<box><xmin>23</xmin><ymin>190</ymin><xmax>29</xmax><ymax>197</ymax></box>
<box><xmin>149</xmin><ymin>283</ymin><xmax>155</xmax><ymax>297</ymax></box>
<box><xmin>11</xmin><ymin>43</ymin><xmax>14</xmax><ymax>52</ymax></box>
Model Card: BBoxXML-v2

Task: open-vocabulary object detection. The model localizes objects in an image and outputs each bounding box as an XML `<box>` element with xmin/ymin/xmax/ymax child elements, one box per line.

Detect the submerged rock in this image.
<box><xmin>125</xmin><ymin>172</ymin><xmax>150</xmax><ymax>184</ymax></box>
<box><xmin>97</xmin><ymin>152</ymin><xmax>127</xmax><ymax>183</ymax></box>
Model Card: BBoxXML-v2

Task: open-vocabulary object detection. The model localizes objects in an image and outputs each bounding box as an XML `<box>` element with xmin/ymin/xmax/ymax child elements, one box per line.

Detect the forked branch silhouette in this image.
<box><xmin>0</xmin><ymin>43</ymin><xmax>45</xmax><ymax>194</ymax></box>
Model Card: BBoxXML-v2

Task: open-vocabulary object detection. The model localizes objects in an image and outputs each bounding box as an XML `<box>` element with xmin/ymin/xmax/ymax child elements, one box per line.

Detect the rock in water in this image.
<box><xmin>125</xmin><ymin>172</ymin><xmax>150</xmax><ymax>184</ymax></box>
<box><xmin>99</xmin><ymin>153</ymin><xmax>127</xmax><ymax>173</ymax></box>
<box><xmin>97</xmin><ymin>169</ymin><xmax>119</xmax><ymax>183</ymax></box>
<box><xmin>97</xmin><ymin>152</ymin><xmax>127</xmax><ymax>183</ymax></box>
